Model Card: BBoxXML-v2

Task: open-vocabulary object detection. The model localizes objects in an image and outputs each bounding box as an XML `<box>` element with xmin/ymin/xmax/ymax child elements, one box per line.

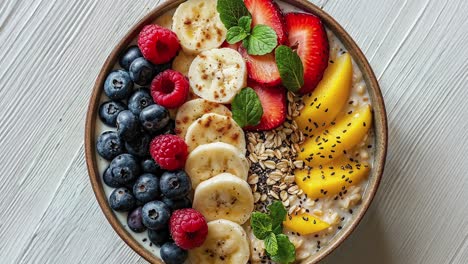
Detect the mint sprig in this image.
<box><xmin>217</xmin><ymin>0</ymin><xmax>250</xmax><ymax>29</ymax></box>
<box><xmin>245</xmin><ymin>25</ymin><xmax>278</xmax><ymax>55</ymax></box>
<box><xmin>275</xmin><ymin>45</ymin><xmax>304</xmax><ymax>92</ymax></box>
<box><xmin>250</xmin><ymin>201</ymin><xmax>296</xmax><ymax>264</ymax></box>
<box><xmin>231</xmin><ymin>87</ymin><xmax>263</xmax><ymax>128</ymax></box>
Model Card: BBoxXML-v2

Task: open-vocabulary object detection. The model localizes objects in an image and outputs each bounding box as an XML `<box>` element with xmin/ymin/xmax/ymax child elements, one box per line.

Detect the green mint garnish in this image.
<box><xmin>217</xmin><ymin>0</ymin><xmax>250</xmax><ymax>29</ymax></box>
<box><xmin>275</xmin><ymin>45</ymin><xmax>304</xmax><ymax>92</ymax></box>
<box><xmin>231</xmin><ymin>87</ymin><xmax>263</xmax><ymax>128</ymax></box>
<box><xmin>268</xmin><ymin>201</ymin><xmax>287</xmax><ymax>234</ymax></box>
<box><xmin>265</xmin><ymin>232</ymin><xmax>278</xmax><ymax>255</ymax></box>
<box><xmin>244</xmin><ymin>25</ymin><xmax>278</xmax><ymax>55</ymax></box>
<box><xmin>270</xmin><ymin>234</ymin><xmax>296</xmax><ymax>264</ymax></box>
<box><xmin>226</xmin><ymin>26</ymin><xmax>248</xmax><ymax>44</ymax></box>
<box><xmin>238</xmin><ymin>16</ymin><xmax>252</xmax><ymax>32</ymax></box>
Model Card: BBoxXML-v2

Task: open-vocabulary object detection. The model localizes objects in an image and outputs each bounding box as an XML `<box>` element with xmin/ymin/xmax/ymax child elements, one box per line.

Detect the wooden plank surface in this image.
<box><xmin>0</xmin><ymin>0</ymin><xmax>467</xmax><ymax>263</ymax></box>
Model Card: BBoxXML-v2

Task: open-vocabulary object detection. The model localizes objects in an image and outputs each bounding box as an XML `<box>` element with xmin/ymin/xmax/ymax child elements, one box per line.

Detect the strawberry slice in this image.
<box><xmin>245</xmin><ymin>83</ymin><xmax>287</xmax><ymax>131</ymax></box>
<box><xmin>285</xmin><ymin>13</ymin><xmax>329</xmax><ymax>94</ymax></box>
<box><xmin>239</xmin><ymin>46</ymin><xmax>281</xmax><ymax>86</ymax></box>
<box><xmin>244</xmin><ymin>0</ymin><xmax>288</xmax><ymax>45</ymax></box>
<box><xmin>220</xmin><ymin>41</ymin><xmax>241</xmax><ymax>50</ymax></box>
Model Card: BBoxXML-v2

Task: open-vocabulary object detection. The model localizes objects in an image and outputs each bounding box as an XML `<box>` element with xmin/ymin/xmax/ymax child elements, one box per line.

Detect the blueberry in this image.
<box><xmin>141</xmin><ymin>158</ymin><xmax>161</xmax><ymax>174</ymax></box>
<box><xmin>141</xmin><ymin>201</ymin><xmax>171</xmax><ymax>230</ymax></box>
<box><xmin>154</xmin><ymin>62</ymin><xmax>172</xmax><ymax>75</ymax></box>
<box><xmin>103</xmin><ymin>166</ymin><xmax>121</xmax><ymax>188</ymax></box>
<box><xmin>96</xmin><ymin>131</ymin><xmax>125</xmax><ymax>160</ymax></box>
<box><xmin>133</xmin><ymin>173</ymin><xmax>160</xmax><ymax>203</ymax></box>
<box><xmin>160</xmin><ymin>242</ymin><xmax>188</xmax><ymax>264</ymax></box>
<box><xmin>128</xmin><ymin>88</ymin><xmax>154</xmax><ymax>115</ymax></box>
<box><xmin>129</xmin><ymin>57</ymin><xmax>156</xmax><ymax>86</ymax></box>
<box><xmin>125</xmin><ymin>133</ymin><xmax>151</xmax><ymax>158</ymax></box>
<box><xmin>109</xmin><ymin>154</ymin><xmax>141</xmax><ymax>185</ymax></box>
<box><xmin>109</xmin><ymin>187</ymin><xmax>136</xmax><ymax>211</ymax></box>
<box><xmin>104</xmin><ymin>70</ymin><xmax>133</xmax><ymax>100</ymax></box>
<box><xmin>127</xmin><ymin>207</ymin><xmax>146</xmax><ymax>232</ymax></box>
<box><xmin>117</xmin><ymin>110</ymin><xmax>141</xmax><ymax>141</ymax></box>
<box><xmin>162</xmin><ymin>196</ymin><xmax>191</xmax><ymax>211</ymax></box>
<box><xmin>147</xmin><ymin>228</ymin><xmax>170</xmax><ymax>247</ymax></box>
<box><xmin>99</xmin><ymin>101</ymin><xmax>127</xmax><ymax>127</ymax></box>
<box><xmin>161</xmin><ymin>119</ymin><xmax>175</xmax><ymax>135</ymax></box>
<box><xmin>119</xmin><ymin>45</ymin><xmax>143</xmax><ymax>70</ymax></box>
<box><xmin>139</xmin><ymin>104</ymin><xmax>170</xmax><ymax>135</ymax></box>
<box><xmin>160</xmin><ymin>171</ymin><xmax>191</xmax><ymax>199</ymax></box>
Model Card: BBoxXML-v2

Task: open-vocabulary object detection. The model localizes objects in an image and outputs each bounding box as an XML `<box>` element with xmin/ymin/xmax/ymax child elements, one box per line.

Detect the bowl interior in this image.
<box><xmin>84</xmin><ymin>0</ymin><xmax>387</xmax><ymax>263</ymax></box>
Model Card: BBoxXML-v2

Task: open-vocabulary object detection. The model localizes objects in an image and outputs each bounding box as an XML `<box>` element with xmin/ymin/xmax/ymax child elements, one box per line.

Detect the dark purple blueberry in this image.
<box><xmin>159</xmin><ymin>171</ymin><xmax>191</xmax><ymax>199</ymax></box>
<box><xmin>117</xmin><ymin>110</ymin><xmax>141</xmax><ymax>141</ymax></box>
<box><xmin>154</xmin><ymin>62</ymin><xmax>172</xmax><ymax>75</ymax></box>
<box><xmin>129</xmin><ymin>57</ymin><xmax>156</xmax><ymax>86</ymax></box>
<box><xmin>104</xmin><ymin>70</ymin><xmax>133</xmax><ymax>100</ymax></box>
<box><xmin>125</xmin><ymin>133</ymin><xmax>151</xmax><ymax>158</ymax></box>
<box><xmin>141</xmin><ymin>158</ymin><xmax>161</xmax><ymax>174</ymax></box>
<box><xmin>109</xmin><ymin>154</ymin><xmax>141</xmax><ymax>185</ymax></box>
<box><xmin>160</xmin><ymin>242</ymin><xmax>187</xmax><ymax>264</ymax></box>
<box><xmin>139</xmin><ymin>104</ymin><xmax>170</xmax><ymax>135</ymax></box>
<box><xmin>119</xmin><ymin>45</ymin><xmax>143</xmax><ymax>70</ymax></box>
<box><xmin>99</xmin><ymin>101</ymin><xmax>127</xmax><ymax>127</ymax></box>
<box><xmin>128</xmin><ymin>88</ymin><xmax>154</xmax><ymax>115</ymax></box>
<box><xmin>103</xmin><ymin>166</ymin><xmax>121</xmax><ymax>188</ymax></box>
<box><xmin>148</xmin><ymin>228</ymin><xmax>170</xmax><ymax>247</ymax></box>
<box><xmin>96</xmin><ymin>131</ymin><xmax>124</xmax><ymax>160</ymax></box>
<box><xmin>127</xmin><ymin>207</ymin><xmax>146</xmax><ymax>232</ymax></box>
<box><xmin>162</xmin><ymin>196</ymin><xmax>191</xmax><ymax>211</ymax></box>
<box><xmin>141</xmin><ymin>201</ymin><xmax>171</xmax><ymax>230</ymax></box>
<box><xmin>161</xmin><ymin>119</ymin><xmax>175</xmax><ymax>135</ymax></box>
<box><xmin>133</xmin><ymin>173</ymin><xmax>160</xmax><ymax>203</ymax></box>
<box><xmin>109</xmin><ymin>187</ymin><xmax>136</xmax><ymax>211</ymax></box>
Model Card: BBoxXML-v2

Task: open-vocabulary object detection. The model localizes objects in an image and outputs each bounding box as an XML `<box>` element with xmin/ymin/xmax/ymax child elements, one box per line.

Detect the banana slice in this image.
<box><xmin>175</xmin><ymin>99</ymin><xmax>232</xmax><ymax>139</ymax></box>
<box><xmin>185</xmin><ymin>113</ymin><xmax>246</xmax><ymax>154</ymax></box>
<box><xmin>188</xmin><ymin>48</ymin><xmax>247</xmax><ymax>103</ymax></box>
<box><xmin>185</xmin><ymin>142</ymin><xmax>249</xmax><ymax>188</ymax></box>
<box><xmin>172</xmin><ymin>0</ymin><xmax>227</xmax><ymax>54</ymax></box>
<box><xmin>193</xmin><ymin>173</ymin><xmax>254</xmax><ymax>224</ymax></box>
<box><xmin>189</xmin><ymin>219</ymin><xmax>250</xmax><ymax>264</ymax></box>
<box><xmin>172</xmin><ymin>51</ymin><xmax>196</xmax><ymax>77</ymax></box>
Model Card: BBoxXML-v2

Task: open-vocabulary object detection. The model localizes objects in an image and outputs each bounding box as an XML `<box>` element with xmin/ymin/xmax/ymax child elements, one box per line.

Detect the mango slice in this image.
<box><xmin>295</xmin><ymin>155</ymin><xmax>370</xmax><ymax>199</ymax></box>
<box><xmin>283</xmin><ymin>213</ymin><xmax>330</xmax><ymax>235</ymax></box>
<box><xmin>295</xmin><ymin>54</ymin><xmax>352</xmax><ymax>134</ymax></box>
<box><xmin>298</xmin><ymin>104</ymin><xmax>372</xmax><ymax>166</ymax></box>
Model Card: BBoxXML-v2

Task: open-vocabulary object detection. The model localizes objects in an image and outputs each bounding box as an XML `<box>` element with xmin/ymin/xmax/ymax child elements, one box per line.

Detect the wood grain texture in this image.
<box><xmin>0</xmin><ymin>0</ymin><xmax>467</xmax><ymax>263</ymax></box>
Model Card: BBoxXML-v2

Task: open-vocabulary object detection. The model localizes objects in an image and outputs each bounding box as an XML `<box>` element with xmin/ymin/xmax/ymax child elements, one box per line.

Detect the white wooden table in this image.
<box><xmin>1</xmin><ymin>0</ymin><xmax>467</xmax><ymax>263</ymax></box>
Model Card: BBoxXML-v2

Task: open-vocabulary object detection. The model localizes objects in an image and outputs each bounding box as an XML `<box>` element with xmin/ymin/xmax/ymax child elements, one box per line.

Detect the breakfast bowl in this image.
<box><xmin>85</xmin><ymin>0</ymin><xmax>387</xmax><ymax>263</ymax></box>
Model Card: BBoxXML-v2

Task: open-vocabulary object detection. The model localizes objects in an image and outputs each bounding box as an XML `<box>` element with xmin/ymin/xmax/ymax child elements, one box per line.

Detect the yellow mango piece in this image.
<box><xmin>296</xmin><ymin>53</ymin><xmax>352</xmax><ymax>133</ymax></box>
<box><xmin>295</xmin><ymin>155</ymin><xmax>370</xmax><ymax>199</ymax></box>
<box><xmin>283</xmin><ymin>213</ymin><xmax>330</xmax><ymax>235</ymax></box>
<box><xmin>298</xmin><ymin>104</ymin><xmax>372</xmax><ymax>166</ymax></box>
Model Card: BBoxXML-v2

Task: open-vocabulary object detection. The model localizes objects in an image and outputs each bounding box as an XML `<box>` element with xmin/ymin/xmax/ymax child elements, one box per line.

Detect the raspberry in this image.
<box><xmin>170</xmin><ymin>209</ymin><xmax>208</xmax><ymax>250</ymax></box>
<box><xmin>138</xmin><ymin>24</ymin><xmax>180</xmax><ymax>64</ymax></box>
<box><xmin>150</xmin><ymin>135</ymin><xmax>188</xmax><ymax>170</ymax></box>
<box><xmin>151</xmin><ymin>70</ymin><xmax>189</xmax><ymax>108</ymax></box>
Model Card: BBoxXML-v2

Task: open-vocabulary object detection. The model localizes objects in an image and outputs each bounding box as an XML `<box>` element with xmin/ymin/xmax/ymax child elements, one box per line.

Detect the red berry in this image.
<box><xmin>151</xmin><ymin>70</ymin><xmax>189</xmax><ymax>109</ymax></box>
<box><xmin>138</xmin><ymin>24</ymin><xmax>180</xmax><ymax>64</ymax></box>
<box><xmin>244</xmin><ymin>0</ymin><xmax>288</xmax><ymax>45</ymax></box>
<box><xmin>245</xmin><ymin>83</ymin><xmax>287</xmax><ymax>131</ymax></box>
<box><xmin>150</xmin><ymin>135</ymin><xmax>188</xmax><ymax>170</ymax></box>
<box><xmin>220</xmin><ymin>41</ymin><xmax>241</xmax><ymax>51</ymax></box>
<box><xmin>170</xmin><ymin>208</ymin><xmax>208</xmax><ymax>250</ymax></box>
<box><xmin>285</xmin><ymin>13</ymin><xmax>329</xmax><ymax>94</ymax></box>
<box><xmin>239</xmin><ymin>46</ymin><xmax>281</xmax><ymax>86</ymax></box>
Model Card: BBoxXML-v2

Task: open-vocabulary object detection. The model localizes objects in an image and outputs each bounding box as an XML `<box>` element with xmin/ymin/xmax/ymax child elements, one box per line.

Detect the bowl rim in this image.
<box><xmin>84</xmin><ymin>0</ymin><xmax>388</xmax><ymax>263</ymax></box>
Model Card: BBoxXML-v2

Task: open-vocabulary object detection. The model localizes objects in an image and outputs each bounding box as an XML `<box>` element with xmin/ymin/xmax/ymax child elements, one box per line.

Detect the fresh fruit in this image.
<box><xmin>245</xmin><ymin>84</ymin><xmax>287</xmax><ymax>131</ymax></box>
<box><xmin>138</xmin><ymin>24</ymin><xmax>180</xmax><ymax>64</ymax></box>
<box><xmin>283</xmin><ymin>213</ymin><xmax>330</xmax><ymax>235</ymax></box>
<box><xmin>127</xmin><ymin>207</ymin><xmax>146</xmax><ymax>232</ymax></box>
<box><xmin>109</xmin><ymin>187</ymin><xmax>136</xmax><ymax>212</ymax></box>
<box><xmin>244</xmin><ymin>0</ymin><xmax>288</xmax><ymax>45</ymax></box>
<box><xmin>119</xmin><ymin>45</ymin><xmax>143</xmax><ymax>70</ymax></box>
<box><xmin>298</xmin><ymin>105</ymin><xmax>373</xmax><ymax>166</ymax></box>
<box><xmin>160</xmin><ymin>242</ymin><xmax>188</xmax><ymax>264</ymax></box>
<box><xmin>150</xmin><ymin>135</ymin><xmax>188</xmax><ymax>170</ymax></box>
<box><xmin>170</xmin><ymin>208</ymin><xmax>208</xmax><ymax>250</ymax></box>
<box><xmin>129</xmin><ymin>57</ymin><xmax>156</xmax><ymax>86</ymax></box>
<box><xmin>99</xmin><ymin>101</ymin><xmax>127</xmax><ymax>127</ymax></box>
<box><xmin>104</xmin><ymin>70</ymin><xmax>133</xmax><ymax>100</ymax></box>
<box><xmin>139</xmin><ymin>104</ymin><xmax>170</xmax><ymax>135</ymax></box>
<box><xmin>162</xmin><ymin>196</ymin><xmax>192</xmax><ymax>211</ymax></box>
<box><xmin>96</xmin><ymin>131</ymin><xmax>124</xmax><ymax>160</ymax></box>
<box><xmin>188</xmin><ymin>48</ymin><xmax>247</xmax><ymax>103</ymax></box>
<box><xmin>125</xmin><ymin>133</ymin><xmax>150</xmax><ymax>158</ymax></box>
<box><xmin>103</xmin><ymin>166</ymin><xmax>120</xmax><ymax>188</ymax></box>
<box><xmin>160</xmin><ymin>170</ymin><xmax>192</xmax><ymax>199</ymax></box>
<box><xmin>109</xmin><ymin>154</ymin><xmax>141</xmax><ymax>185</ymax></box>
<box><xmin>140</xmin><ymin>158</ymin><xmax>161</xmax><ymax>174</ymax></box>
<box><xmin>295</xmin><ymin>155</ymin><xmax>370</xmax><ymax>199</ymax></box>
<box><xmin>141</xmin><ymin>200</ymin><xmax>171</xmax><ymax>230</ymax></box>
<box><xmin>133</xmin><ymin>173</ymin><xmax>160</xmax><ymax>203</ymax></box>
<box><xmin>116</xmin><ymin>110</ymin><xmax>141</xmax><ymax>141</ymax></box>
<box><xmin>295</xmin><ymin>53</ymin><xmax>352</xmax><ymax>132</ymax></box>
<box><xmin>285</xmin><ymin>13</ymin><xmax>329</xmax><ymax>94</ymax></box>
<box><xmin>188</xmin><ymin>219</ymin><xmax>250</xmax><ymax>264</ymax></box>
<box><xmin>220</xmin><ymin>41</ymin><xmax>240</xmax><ymax>50</ymax></box>
<box><xmin>128</xmin><ymin>89</ymin><xmax>154</xmax><ymax>115</ymax></box>
<box><xmin>148</xmin><ymin>228</ymin><xmax>170</xmax><ymax>247</ymax></box>
<box><xmin>185</xmin><ymin>113</ymin><xmax>246</xmax><ymax>154</ymax></box>
<box><xmin>172</xmin><ymin>0</ymin><xmax>227</xmax><ymax>54</ymax></box>
<box><xmin>185</xmin><ymin>142</ymin><xmax>249</xmax><ymax>188</ymax></box>
<box><xmin>239</xmin><ymin>46</ymin><xmax>281</xmax><ymax>86</ymax></box>
<box><xmin>151</xmin><ymin>69</ymin><xmax>189</xmax><ymax>109</ymax></box>
<box><xmin>172</xmin><ymin>51</ymin><xmax>196</xmax><ymax>76</ymax></box>
<box><xmin>161</xmin><ymin>119</ymin><xmax>176</xmax><ymax>135</ymax></box>
<box><xmin>192</xmin><ymin>173</ymin><xmax>254</xmax><ymax>224</ymax></box>
<box><xmin>175</xmin><ymin>99</ymin><xmax>232</xmax><ymax>139</ymax></box>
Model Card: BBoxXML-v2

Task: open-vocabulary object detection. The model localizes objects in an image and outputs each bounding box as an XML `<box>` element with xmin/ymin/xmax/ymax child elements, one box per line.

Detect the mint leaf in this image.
<box><xmin>231</xmin><ymin>88</ymin><xmax>263</xmax><ymax>128</ymax></box>
<box><xmin>217</xmin><ymin>0</ymin><xmax>250</xmax><ymax>29</ymax></box>
<box><xmin>250</xmin><ymin>212</ymin><xmax>272</xmax><ymax>240</ymax></box>
<box><xmin>264</xmin><ymin>233</ymin><xmax>278</xmax><ymax>255</ymax></box>
<box><xmin>239</xmin><ymin>16</ymin><xmax>252</xmax><ymax>32</ymax></box>
<box><xmin>275</xmin><ymin>45</ymin><xmax>304</xmax><ymax>92</ymax></box>
<box><xmin>268</xmin><ymin>201</ymin><xmax>287</xmax><ymax>234</ymax></box>
<box><xmin>270</xmin><ymin>234</ymin><xmax>296</xmax><ymax>264</ymax></box>
<box><xmin>227</xmin><ymin>26</ymin><xmax>248</xmax><ymax>44</ymax></box>
<box><xmin>245</xmin><ymin>25</ymin><xmax>278</xmax><ymax>55</ymax></box>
